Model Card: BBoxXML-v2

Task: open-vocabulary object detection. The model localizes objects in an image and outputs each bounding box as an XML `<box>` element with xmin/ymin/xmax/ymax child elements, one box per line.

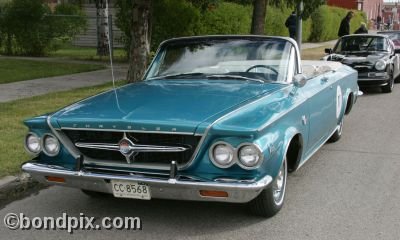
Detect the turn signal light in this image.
<box><xmin>45</xmin><ymin>176</ymin><xmax>65</xmax><ymax>183</ymax></box>
<box><xmin>199</xmin><ymin>190</ymin><xmax>228</xmax><ymax>198</ymax></box>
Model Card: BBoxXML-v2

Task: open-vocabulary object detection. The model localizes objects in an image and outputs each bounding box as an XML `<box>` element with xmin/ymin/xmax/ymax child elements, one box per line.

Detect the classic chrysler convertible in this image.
<box><xmin>324</xmin><ymin>34</ymin><xmax>400</xmax><ymax>93</ymax></box>
<box><xmin>22</xmin><ymin>36</ymin><xmax>358</xmax><ymax>217</ymax></box>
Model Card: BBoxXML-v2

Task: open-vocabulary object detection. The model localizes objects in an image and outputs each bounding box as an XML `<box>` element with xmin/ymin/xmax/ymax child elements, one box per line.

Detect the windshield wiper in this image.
<box><xmin>206</xmin><ymin>74</ymin><xmax>265</xmax><ymax>83</ymax></box>
<box><xmin>147</xmin><ymin>72</ymin><xmax>205</xmax><ymax>80</ymax></box>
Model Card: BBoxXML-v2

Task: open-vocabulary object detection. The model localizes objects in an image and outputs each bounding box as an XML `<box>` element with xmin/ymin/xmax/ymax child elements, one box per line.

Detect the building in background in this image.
<box><xmin>382</xmin><ymin>2</ymin><xmax>400</xmax><ymax>30</ymax></box>
<box><xmin>327</xmin><ymin>0</ymin><xmax>384</xmax><ymax>22</ymax></box>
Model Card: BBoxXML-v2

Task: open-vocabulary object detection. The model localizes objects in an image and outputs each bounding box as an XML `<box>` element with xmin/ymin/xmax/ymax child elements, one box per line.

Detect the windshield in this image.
<box><xmin>334</xmin><ymin>36</ymin><xmax>389</xmax><ymax>53</ymax></box>
<box><xmin>145</xmin><ymin>38</ymin><xmax>295</xmax><ymax>83</ymax></box>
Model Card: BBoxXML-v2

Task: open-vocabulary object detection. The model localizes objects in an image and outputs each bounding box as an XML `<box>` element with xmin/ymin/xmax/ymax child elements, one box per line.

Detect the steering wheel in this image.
<box><xmin>245</xmin><ymin>65</ymin><xmax>279</xmax><ymax>75</ymax></box>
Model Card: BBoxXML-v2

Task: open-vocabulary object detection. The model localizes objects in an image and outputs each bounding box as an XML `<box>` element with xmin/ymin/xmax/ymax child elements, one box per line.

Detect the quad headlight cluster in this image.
<box><xmin>24</xmin><ymin>133</ymin><xmax>60</xmax><ymax>156</ymax></box>
<box><xmin>209</xmin><ymin>142</ymin><xmax>264</xmax><ymax>170</ymax></box>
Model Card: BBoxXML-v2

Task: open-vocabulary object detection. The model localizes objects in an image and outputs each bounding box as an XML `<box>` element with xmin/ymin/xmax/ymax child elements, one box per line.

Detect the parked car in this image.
<box><xmin>22</xmin><ymin>36</ymin><xmax>358</xmax><ymax>217</ymax></box>
<box><xmin>324</xmin><ymin>34</ymin><xmax>400</xmax><ymax>93</ymax></box>
<box><xmin>378</xmin><ymin>31</ymin><xmax>400</xmax><ymax>49</ymax></box>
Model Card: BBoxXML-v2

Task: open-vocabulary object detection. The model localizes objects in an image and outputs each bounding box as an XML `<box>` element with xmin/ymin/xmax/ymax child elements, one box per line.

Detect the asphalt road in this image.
<box><xmin>1</xmin><ymin>86</ymin><xmax>400</xmax><ymax>240</ymax></box>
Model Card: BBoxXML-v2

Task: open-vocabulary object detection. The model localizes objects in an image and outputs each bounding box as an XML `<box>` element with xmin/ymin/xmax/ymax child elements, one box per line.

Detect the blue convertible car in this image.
<box><xmin>22</xmin><ymin>36</ymin><xmax>358</xmax><ymax>217</ymax></box>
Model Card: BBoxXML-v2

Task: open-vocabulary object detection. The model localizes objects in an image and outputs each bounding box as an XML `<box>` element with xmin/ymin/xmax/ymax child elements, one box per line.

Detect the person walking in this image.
<box><xmin>338</xmin><ymin>11</ymin><xmax>354</xmax><ymax>37</ymax></box>
<box><xmin>285</xmin><ymin>11</ymin><xmax>297</xmax><ymax>40</ymax></box>
<box><xmin>354</xmin><ymin>22</ymin><xmax>368</xmax><ymax>34</ymax></box>
<box><xmin>377</xmin><ymin>15</ymin><xmax>382</xmax><ymax>30</ymax></box>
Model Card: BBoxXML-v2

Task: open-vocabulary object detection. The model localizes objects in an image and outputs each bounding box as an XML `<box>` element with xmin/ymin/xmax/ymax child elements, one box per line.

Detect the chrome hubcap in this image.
<box><xmin>272</xmin><ymin>159</ymin><xmax>286</xmax><ymax>205</ymax></box>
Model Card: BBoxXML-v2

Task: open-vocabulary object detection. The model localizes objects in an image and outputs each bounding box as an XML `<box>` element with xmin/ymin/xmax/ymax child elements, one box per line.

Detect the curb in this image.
<box><xmin>0</xmin><ymin>173</ymin><xmax>46</xmax><ymax>208</ymax></box>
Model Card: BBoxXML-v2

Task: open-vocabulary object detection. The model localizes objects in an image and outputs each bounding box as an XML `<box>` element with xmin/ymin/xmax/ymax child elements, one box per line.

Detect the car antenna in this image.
<box><xmin>105</xmin><ymin>0</ymin><xmax>116</xmax><ymax>90</ymax></box>
<box><xmin>105</xmin><ymin>0</ymin><xmax>125</xmax><ymax>114</ymax></box>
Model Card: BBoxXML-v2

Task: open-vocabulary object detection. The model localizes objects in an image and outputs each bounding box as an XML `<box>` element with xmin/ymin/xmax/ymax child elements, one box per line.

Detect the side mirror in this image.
<box><xmin>325</xmin><ymin>48</ymin><xmax>333</xmax><ymax>54</ymax></box>
<box><xmin>293</xmin><ymin>74</ymin><xmax>307</xmax><ymax>88</ymax></box>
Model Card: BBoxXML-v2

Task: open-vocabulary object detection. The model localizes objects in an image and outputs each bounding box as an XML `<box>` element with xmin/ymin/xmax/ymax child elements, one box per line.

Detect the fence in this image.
<box><xmin>72</xmin><ymin>4</ymin><xmax>124</xmax><ymax>48</ymax></box>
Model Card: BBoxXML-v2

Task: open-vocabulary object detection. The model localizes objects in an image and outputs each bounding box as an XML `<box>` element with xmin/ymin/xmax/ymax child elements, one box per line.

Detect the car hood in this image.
<box><xmin>50</xmin><ymin>79</ymin><xmax>285</xmax><ymax>134</ymax></box>
<box><xmin>327</xmin><ymin>52</ymin><xmax>388</xmax><ymax>68</ymax></box>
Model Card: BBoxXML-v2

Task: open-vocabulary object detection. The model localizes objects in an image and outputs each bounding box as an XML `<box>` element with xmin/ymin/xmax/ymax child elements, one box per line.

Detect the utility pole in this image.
<box><xmin>296</xmin><ymin>1</ymin><xmax>303</xmax><ymax>50</ymax></box>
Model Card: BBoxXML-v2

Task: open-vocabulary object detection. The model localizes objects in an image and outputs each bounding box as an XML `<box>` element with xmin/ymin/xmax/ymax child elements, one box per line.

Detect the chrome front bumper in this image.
<box><xmin>22</xmin><ymin>162</ymin><xmax>273</xmax><ymax>203</ymax></box>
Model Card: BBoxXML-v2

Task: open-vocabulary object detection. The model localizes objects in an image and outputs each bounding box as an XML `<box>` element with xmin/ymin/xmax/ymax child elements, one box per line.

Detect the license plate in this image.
<box><xmin>111</xmin><ymin>180</ymin><xmax>151</xmax><ymax>200</ymax></box>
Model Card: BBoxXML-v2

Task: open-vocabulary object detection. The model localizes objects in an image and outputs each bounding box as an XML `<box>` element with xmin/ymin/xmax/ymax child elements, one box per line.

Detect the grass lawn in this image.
<box><xmin>0</xmin><ymin>59</ymin><xmax>105</xmax><ymax>84</ymax></box>
<box><xmin>49</xmin><ymin>46</ymin><xmax>127</xmax><ymax>62</ymax></box>
<box><xmin>301</xmin><ymin>45</ymin><xmax>332</xmax><ymax>60</ymax></box>
<box><xmin>0</xmin><ymin>81</ymin><xmax>126</xmax><ymax>178</ymax></box>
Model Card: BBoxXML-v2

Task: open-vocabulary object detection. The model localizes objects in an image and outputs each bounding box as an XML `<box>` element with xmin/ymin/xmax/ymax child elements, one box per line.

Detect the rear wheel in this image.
<box><xmin>328</xmin><ymin>118</ymin><xmax>344</xmax><ymax>143</ymax></box>
<box><xmin>248</xmin><ymin>157</ymin><xmax>287</xmax><ymax>217</ymax></box>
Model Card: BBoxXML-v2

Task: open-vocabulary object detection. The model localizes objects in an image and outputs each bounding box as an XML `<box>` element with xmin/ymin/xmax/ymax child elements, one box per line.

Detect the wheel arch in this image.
<box><xmin>285</xmin><ymin>133</ymin><xmax>303</xmax><ymax>172</ymax></box>
<box><xmin>344</xmin><ymin>91</ymin><xmax>354</xmax><ymax>115</ymax></box>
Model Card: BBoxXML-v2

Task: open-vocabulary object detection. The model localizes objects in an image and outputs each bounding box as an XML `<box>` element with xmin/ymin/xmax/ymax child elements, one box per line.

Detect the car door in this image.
<box><xmin>301</xmin><ymin>70</ymin><xmax>338</xmax><ymax>156</ymax></box>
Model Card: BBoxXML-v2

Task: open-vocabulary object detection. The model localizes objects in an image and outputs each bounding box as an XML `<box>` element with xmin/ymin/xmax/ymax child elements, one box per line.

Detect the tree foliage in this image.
<box><xmin>0</xmin><ymin>0</ymin><xmax>86</xmax><ymax>56</ymax></box>
<box><xmin>227</xmin><ymin>0</ymin><xmax>325</xmax><ymax>19</ymax></box>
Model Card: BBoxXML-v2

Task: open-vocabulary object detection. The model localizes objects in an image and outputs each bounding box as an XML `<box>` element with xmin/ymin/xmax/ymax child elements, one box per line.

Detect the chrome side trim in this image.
<box><xmin>61</xmin><ymin>127</ymin><xmax>196</xmax><ymax>136</ymax></box>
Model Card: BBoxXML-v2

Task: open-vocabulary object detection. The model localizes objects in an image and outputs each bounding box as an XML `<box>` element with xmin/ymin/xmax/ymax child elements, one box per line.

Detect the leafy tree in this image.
<box><xmin>0</xmin><ymin>0</ymin><xmax>86</xmax><ymax>56</ymax></box>
<box><xmin>119</xmin><ymin>0</ymin><xmax>201</xmax><ymax>83</ymax></box>
<box><xmin>126</xmin><ymin>0</ymin><xmax>153</xmax><ymax>83</ymax></box>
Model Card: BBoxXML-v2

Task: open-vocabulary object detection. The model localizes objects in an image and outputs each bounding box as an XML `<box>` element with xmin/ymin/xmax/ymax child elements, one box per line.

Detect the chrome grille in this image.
<box><xmin>62</xmin><ymin>130</ymin><xmax>201</xmax><ymax>166</ymax></box>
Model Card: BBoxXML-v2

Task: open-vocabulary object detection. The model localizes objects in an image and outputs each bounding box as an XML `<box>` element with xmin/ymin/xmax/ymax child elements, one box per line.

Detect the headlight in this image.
<box><xmin>238</xmin><ymin>144</ymin><xmax>263</xmax><ymax>169</ymax></box>
<box><xmin>375</xmin><ymin>60</ymin><xmax>386</xmax><ymax>71</ymax></box>
<box><xmin>42</xmin><ymin>134</ymin><xmax>60</xmax><ymax>156</ymax></box>
<box><xmin>24</xmin><ymin>133</ymin><xmax>41</xmax><ymax>154</ymax></box>
<box><xmin>209</xmin><ymin>142</ymin><xmax>234</xmax><ymax>168</ymax></box>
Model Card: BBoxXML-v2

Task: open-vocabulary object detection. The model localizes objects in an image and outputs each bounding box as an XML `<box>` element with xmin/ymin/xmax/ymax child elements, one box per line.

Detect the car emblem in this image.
<box><xmin>118</xmin><ymin>133</ymin><xmax>138</xmax><ymax>164</ymax></box>
<box><xmin>119</xmin><ymin>139</ymin><xmax>132</xmax><ymax>155</ymax></box>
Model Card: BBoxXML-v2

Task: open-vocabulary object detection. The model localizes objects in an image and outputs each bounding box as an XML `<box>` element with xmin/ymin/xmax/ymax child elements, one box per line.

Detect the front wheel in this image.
<box><xmin>248</xmin><ymin>157</ymin><xmax>287</xmax><ymax>217</ymax></box>
<box><xmin>382</xmin><ymin>73</ymin><xmax>394</xmax><ymax>93</ymax></box>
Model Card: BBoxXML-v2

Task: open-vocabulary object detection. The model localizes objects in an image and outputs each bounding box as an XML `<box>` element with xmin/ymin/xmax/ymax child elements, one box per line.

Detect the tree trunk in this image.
<box><xmin>251</xmin><ymin>0</ymin><xmax>268</xmax><ymax>35</ymax></box>
<box><xmin>96</xmin><ymin>0</ymin><xmax>110</xmax><ymax>56</ymax></box>
<box><xmin>127</xmin><ymin>0</ymin><xmax>152</xmax><ymax>83</ymax></box>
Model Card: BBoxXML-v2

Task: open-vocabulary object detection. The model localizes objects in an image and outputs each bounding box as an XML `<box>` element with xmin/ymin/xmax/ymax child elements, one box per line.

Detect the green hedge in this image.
<box><xmin>265</xmin><ymin>6</ymin><xmax>312</xmax><ymax>42</ymax></box>
<box><xmin>309</xmin><ymin>5</ymin><xmax>366</xmax><ymax>42</ymax></box>
<box><xmin>197</xmin><ymin>2</ymin><xmax>252</xmax><ymax>35</ymax></box>
<box><xmin>152</xmin><ymin>0</ymin><xmax>201</xmax><ymax>50</ymax></box>
<box><xmin>115</xmin><ymin>0</ymin><xmax>201</xmax><ymax>52</ymax></box>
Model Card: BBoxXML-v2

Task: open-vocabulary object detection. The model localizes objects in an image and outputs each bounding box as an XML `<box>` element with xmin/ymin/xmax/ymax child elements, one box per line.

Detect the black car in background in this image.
<box><xmin>324</xmin><ymin>34</ymin><xmax>400</xmax><ymax>93</ymax></box>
